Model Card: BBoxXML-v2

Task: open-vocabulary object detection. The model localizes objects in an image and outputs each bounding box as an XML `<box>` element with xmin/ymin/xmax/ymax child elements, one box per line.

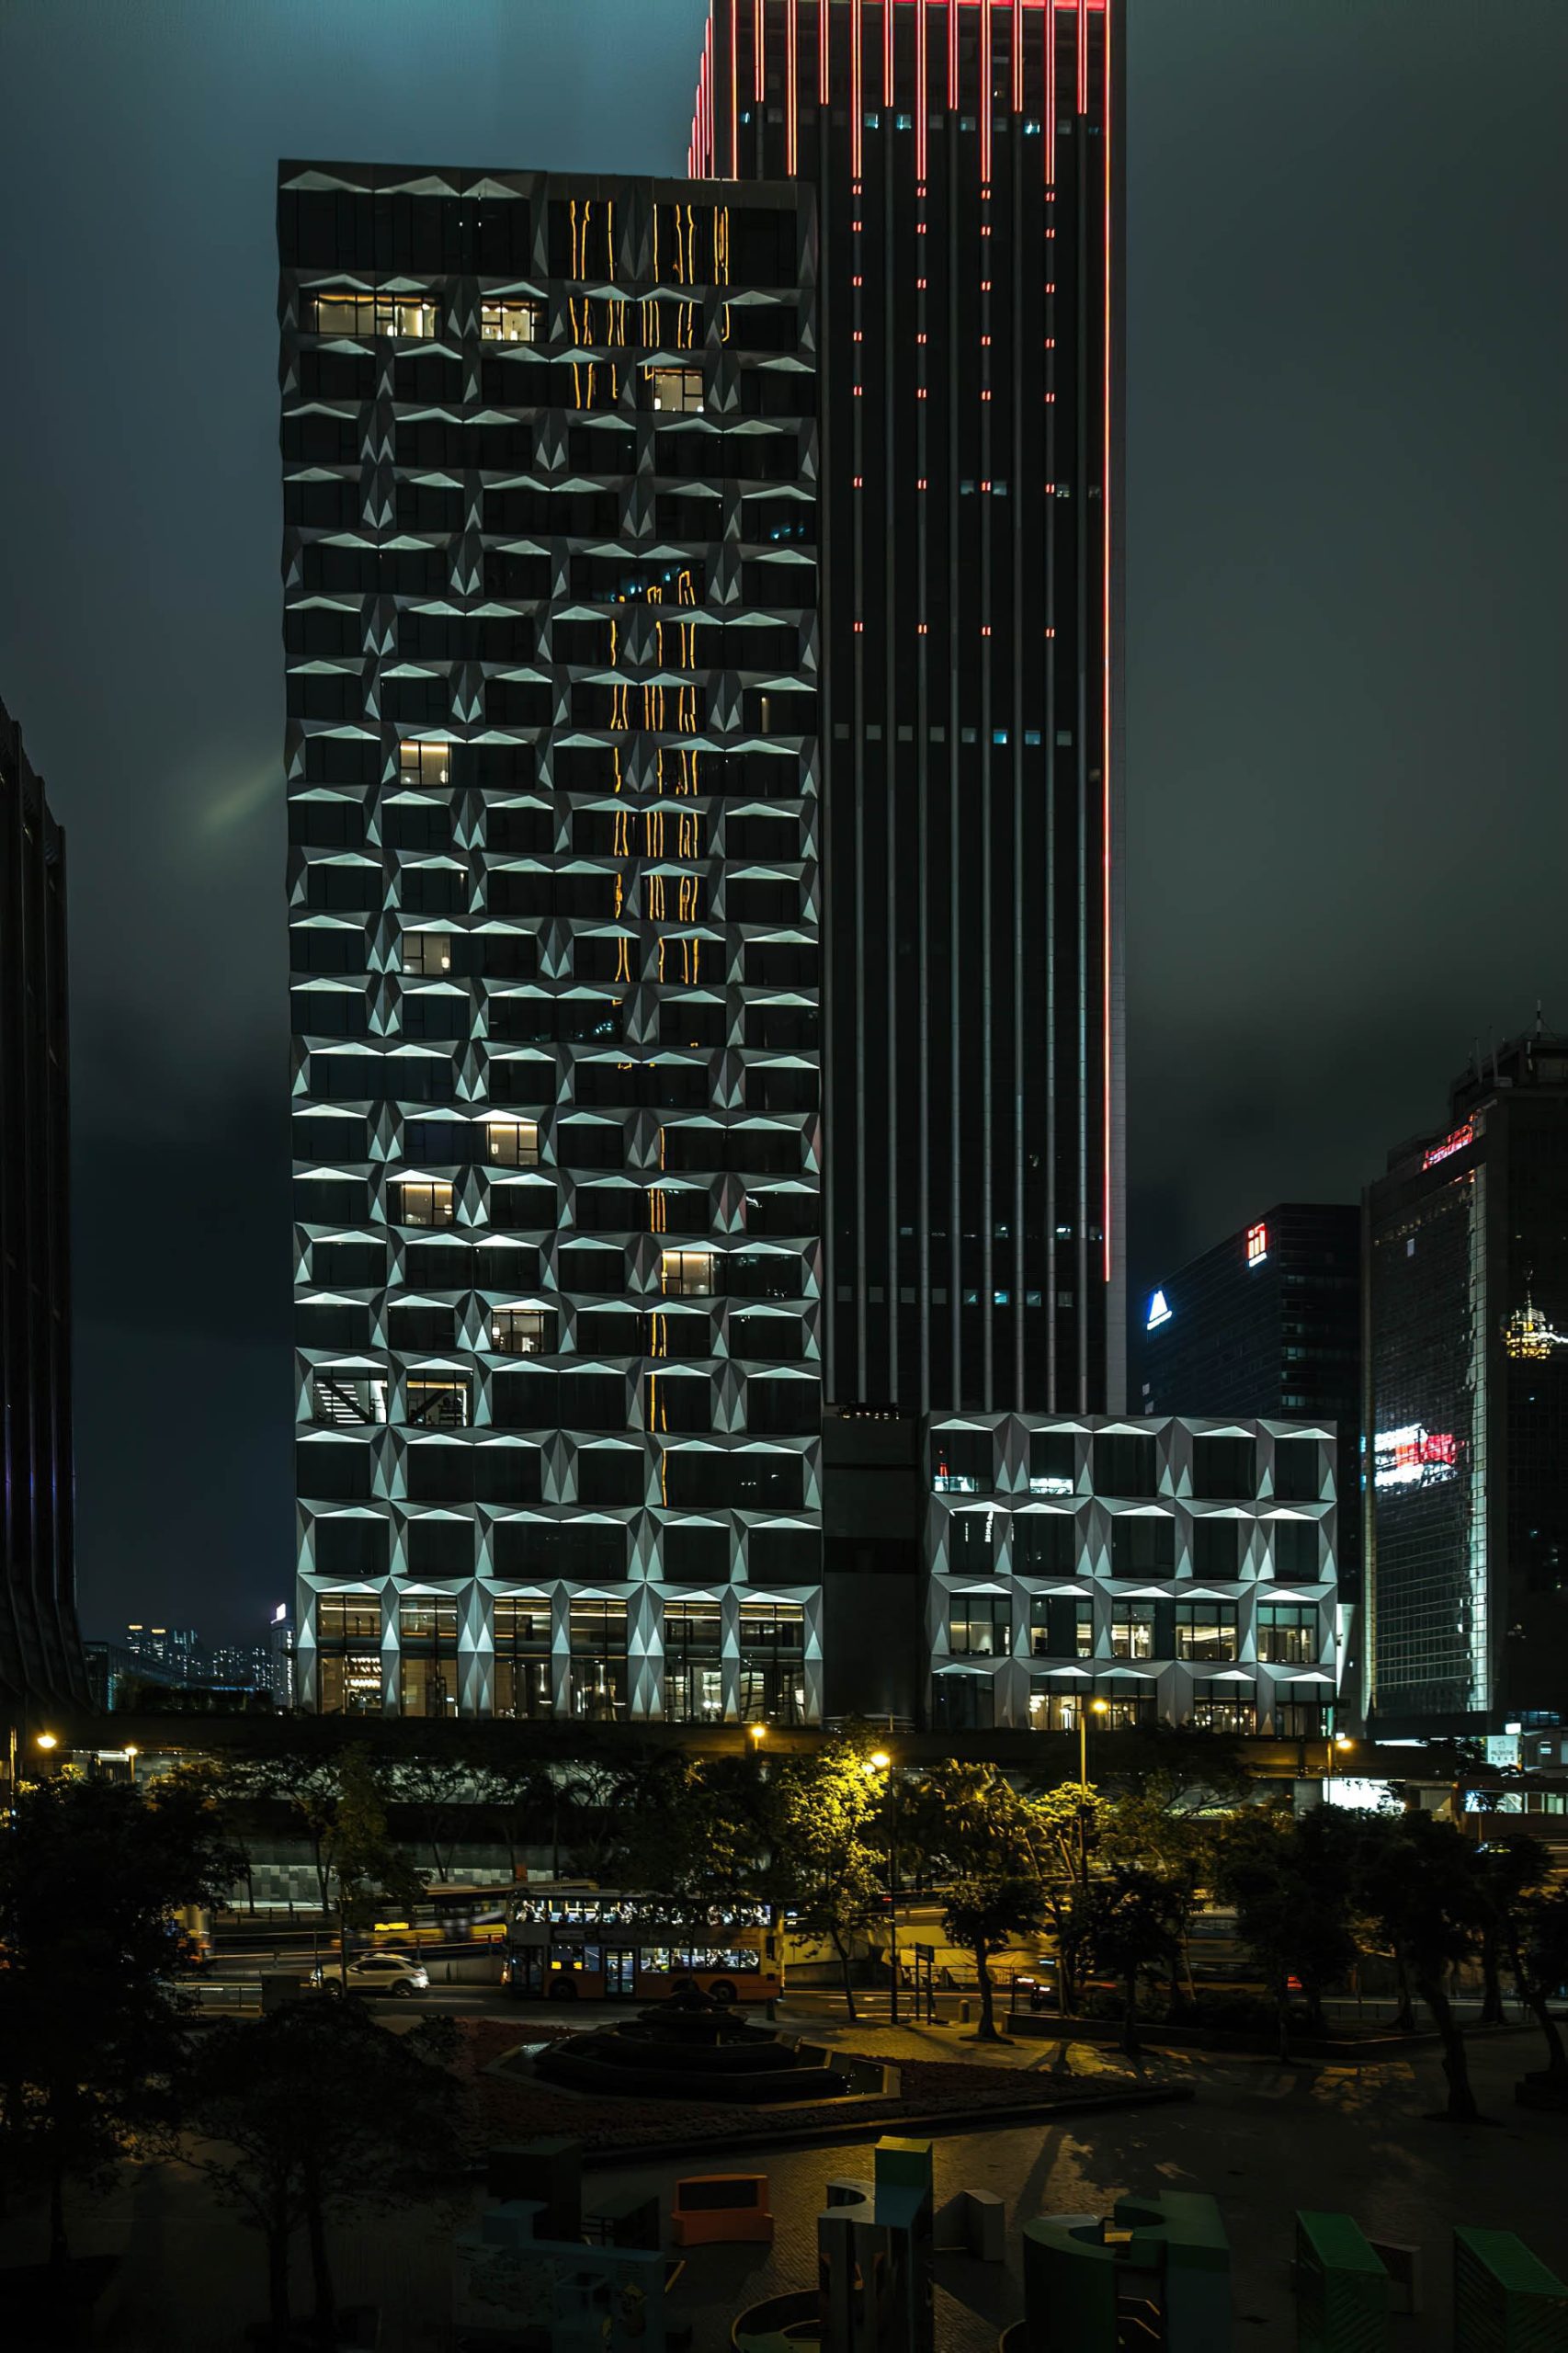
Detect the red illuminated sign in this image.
<box><xmin>1245</xmin><ymin>1223</ymin><xmax>1267</xmax><ymax>1267</ymax></box>
<box><xmin>1423</xmin><ymin>1122</ymin><xmax>1474</xmax><ymax>1171</ymax></box>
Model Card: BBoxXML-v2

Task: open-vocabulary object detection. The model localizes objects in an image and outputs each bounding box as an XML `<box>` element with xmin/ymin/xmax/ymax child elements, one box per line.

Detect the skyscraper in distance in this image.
<box><xmin>693</xmin><ymin>0</ymin><xmax>1124</xmax><ymax>1419</ymax></box>
<box><xmin>0</xmin><ymin>695</ymin><xmax>85</xmax><ymax>1717</ymax></box>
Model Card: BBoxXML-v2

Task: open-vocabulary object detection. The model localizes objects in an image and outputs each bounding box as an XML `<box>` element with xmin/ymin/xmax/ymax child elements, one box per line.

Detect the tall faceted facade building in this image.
<box><xmin>279</xmin><ymin>166</ymin><xmax>824</xmax><ymax>1723</ymax></box>
<box><xmin>0</xmin><ymin>697</ymin><xmax>84</xmax><ymax>1713</ymax></box>
<box><xmin>693</xmin><ymin>0</ymin><xmax>1125</xmax><ymax>1417</ymax></box>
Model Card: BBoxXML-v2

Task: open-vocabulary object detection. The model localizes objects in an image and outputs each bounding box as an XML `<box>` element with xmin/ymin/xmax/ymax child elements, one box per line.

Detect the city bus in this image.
<box><xmin>367</xmin><ymin>1883</ymin><xmax>511</xmax><ymax>1949</ymax></box>
<box><xmin>500</xmin><ymin>1884</ymin><xmax>782</xmax><ymax>2005</ymax></box>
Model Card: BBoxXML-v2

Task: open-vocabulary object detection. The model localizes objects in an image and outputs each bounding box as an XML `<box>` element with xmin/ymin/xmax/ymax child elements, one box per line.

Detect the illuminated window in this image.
<box><xmin>1175</xmin><ymin>1604</ymin><xmax>1238</xmax><ymax>1663</ymax></box>
<box><xmin>394</xmin><ymin>1180</ymin><xmax>455</xmax><ymax>1227</ymax></box>
<box><xmin>399</xmin><ymin>741</ymin><xmax>450</xmax><ymax>789</ymax></box>
<box><xmin>306</xmin><ymin>290</ymin><xmax>439</xmax><ymax>339</ymax></box>
<box><xmin>487</xmin><ymin>1119</ymin><xmax>540</xmax><ymax>1168</ymax></box>
<box><xmin>312</xmin><ymin>1375</ymin><xmax>389</xmax><ymax>1427</ymax></box>
<box><xmin>1256</xmin><ymin>1605</ymin><xmax>1316</xmax><ymax>1665</ymax></box>
<box><xmin>661</xmin><ymin>1248</ymin><xmax>717</xmax><ymax>1298</ymax></box>
<box><xmin>1245</xmin><ymin>1222</ymin><xmax>1268</xmax><ymax>1267</ymax></box>
<box><xmin>646</xmin><ymin>366</ymin><xmax>704</xmax><ymax>415</ymax></box>
<box><xmin>491</xmin><ymin>1307</ymin><xmax>551</xmax><ymax>1358</ymax></box>
<box><xmin>317</xmin><ymin>1596</ymin><xmax>380</xmax><ymax>1643</ymax></box>
<box><xmin>1110</xmin><ymin>1602</ymin><xmax>1156</xmax><ymax>1661</ymax></box>
<box><xmin>402</xmin><ymin>932</ymin><xmax>451</xmax><ymax>977</ymax></box>
<box><xmin>480</xmin><ymin>300</ymin><xmax>541</xmax><ymax>344</ymax></box>
<box><xmin>948</xmin><ymin>1595</ymin><xmax>1011</xmax><ymax>1659</ymax></box>
<box><xmin>405</xmin><ymin>1377</ymin><xmax>470</xmax><ymax>1428</ymax></box>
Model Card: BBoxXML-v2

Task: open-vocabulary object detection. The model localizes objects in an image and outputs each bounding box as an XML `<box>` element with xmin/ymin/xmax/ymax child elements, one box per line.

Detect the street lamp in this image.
<box><xmin>1077</xmin><ymin>1699</ymin><xmax>1109</xmax><ymax>1887</ymax></box>
<box><xmin>1327</xmin><ymin>1733</ymin><xmax>1353</xmax><ymax>1787</ymax></box>
<box><xmin>34</xmin><ymin>1733</ymin><xmax>58</xmax><ymax>1754</ymax></box>
<box><xmin>124</xmin><ymin>1745</ymin><xmax>139</xmax><ymax>1787</ymax></box>
<box><xmin>748</xmin><ymin>1722</ymin><xmax>767</xmax><ymax>1756</ymax></box>
<box><xmin>866</xmin><ymin>1750</ymin><xmax>901</xmax><ymax>2026</ymax></box>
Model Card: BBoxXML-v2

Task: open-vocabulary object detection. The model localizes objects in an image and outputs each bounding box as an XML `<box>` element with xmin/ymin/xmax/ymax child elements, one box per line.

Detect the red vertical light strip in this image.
<box><xmin>883</xmin><ymin>0</ymin><xmax>895</xmax><ymax>103</ymax></box>
<box><xmin>1100</xmin><ymin>0</ymin><xmax>1114</xmax><ymax>1289</ymax></box>
<box><xmin>704</xmin><ymin>17</ymin><xmax>715</xmax><ymax>172</ymax></box>
<box><xmin>755</xmin><ymin>0</ymin><xmax>766</xmax><ymax>98</ymax></box>
<box><xmin>1011</xmin><ymin>0</ymin><xmax>1025</xmax><ymax>113</ymax></box>
<box><xmin>851</xmin><ymin>0</ymin><xmax>864</xmax><ymax>176</ymax></box>
<box><xmin>1043</xmin><ymin>0</ymin><xmax>1055</xmax><ymax>184</ymax></box>
<box><xmin>915</xmin><ymin>0</ymin><xmax>928</xmax><ymax>177</ymax></box>
<box><xmin>1077</xmin><ymin>0</ymin><xmax>1087</xmax><ymax>115</ymax></box>
<box><xmin>980</xmin><ymin>0</ymin><xmax>993</xmax><ymax>184</ymax></box>
<box><xmin>786</xmin><ymin>0</ymin><xmax>800</xmax><ymax>171</ymax></box>
<box><xmin>948</xmin><ymin>0</ymin><xmax>960</xmax><ymax>108</ymax></box>
<box><xmin>819</xmin><ymin>0</ymin><xmax>831</xmax><ymax>103</ymax></box>
<box><xmin>730</xmin><ymin>0</ymin><xmax>740</xmax><ymax>176</ymax></box>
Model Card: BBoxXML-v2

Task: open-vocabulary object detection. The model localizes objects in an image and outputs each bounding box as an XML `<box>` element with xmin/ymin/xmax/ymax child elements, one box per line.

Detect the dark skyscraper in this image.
<box><xmin>0</xmin><ymin>697</ymin><xmax>84</xmax><ymax>1713</ymax></box>
<box><xmin>1365</xmin><ymin>1034</ymin><xmax>1568</xmax><ymax>1743</ymax></box>
<box><xmin>280</xmin><ymin>165</ymin><xmax>826</xmax><ymax>1722</ymax></box>
<box><xmin>694</xmin><ymin>0</ymin><xmax>1124</xmax><ymax>1419</ymax></box>
<box><xmin>1139</xmin><ymin>1203</ymin><xmax>1362</xmax><ymax>1601</ymax></box>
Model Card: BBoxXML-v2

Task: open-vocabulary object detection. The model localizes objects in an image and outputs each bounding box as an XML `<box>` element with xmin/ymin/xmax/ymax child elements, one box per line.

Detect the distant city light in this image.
<box><xmin>1145</xmin><ymin>1289</ymin><xmax>1172</xmax><ymax>1331</ymax></box>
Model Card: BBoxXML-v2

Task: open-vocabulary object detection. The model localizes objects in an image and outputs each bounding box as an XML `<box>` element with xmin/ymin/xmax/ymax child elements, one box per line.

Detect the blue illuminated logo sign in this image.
<box><xmin>1145</xmin><ymin>1290</ymin><xmax>1172</xmax><ymax>1331</ymax></box>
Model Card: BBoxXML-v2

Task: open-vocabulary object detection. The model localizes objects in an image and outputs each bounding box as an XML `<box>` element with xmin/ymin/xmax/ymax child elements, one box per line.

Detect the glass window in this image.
<box><xmin>312</xmin><ymin>1375</ymin><xmax>389</xmax><ymax>1427</ymax></box>
<box><xmin>664</xmin><ymin>1600</ymin><xmax>724</xmax><ymax>1724</ymax></box>
<box><xmin>1190</xmin><ymin>1697</ymin><xmax>1255</xmax><ymax>1734</ymax></box>
<box><xmin>1270</xmin><ymin>1519</ymin><xmax>1321</xmax><ymax>1581</ymax></box>
<box><xmin>1094</xmin><ymin>1432</ymin><xmax>1156</xmax><ymax>1497</ymax></box>
<box><xmin>481</xmin><ymin>300</ymin><xmax>541</xmax><ymax>343</ymax></box>
<box><xmin>1192</xmin><ymin>1435</ymin><xmax>1256</xmax><ymax>1500</ymax></box>
<box><xmin>1257</xmin><ymin>1604</ymin><xmax>1316</xmax><ymax>1665</ymax></box>
<box><xmin>1272</xmin><ymin>1439</ymin><xmax>1322</xmax><ymax>1502</ymax></box>
<box><xmin>947</xmin><ymin>1595</ymin><xmax>1012</xmax><ymax>1658</ymax></box>
<box><xmin>1028</xmin><ymin>1597</ymin><xmax>1093</xmax><ymax>1659</ymax></box>
<box><xmin>394</xmin><ymin>1180</ymin><xmax>455</xmax><ymax>1227</ymax></box>
<box><xmin>568</xmin><ymin>1600</ymin><xmax>629</xmax><ymax>1722</ymax></box>
<box><xmin>1110</xmin><ymin>1517</ymin><xmax>1175</xmax><ymax>1576</ymax></box>
<box><xmin>399</xmin><ymin>1600</ymin><xmax>459</xmax><ymax>1643</ymax></box>
<box><xmin>1192</xmin><ymin>1519</ymin><xmax>1241</xmax><ymax>1580</ymax></box>
<box><xmin>738</xmin><ymin>1601</ymin><xmax>807</xmax><ymax>1725</ymax></box>
<box><xmin>491</xmin><ymin>1307</ymin><xmax>552</xmax><ymax>1357</ymax></box>
<box><xmin>1028</xmin><ymin>1430</ymin><xmax>1076</xmax><ymax>1495</ymax></box>
<box><xmin>1110</xmin><ymin>1601</ymin><xmax>1155</xmax><ymax>1660</ymax></box>
<box><xmin>402</xmin><ymin>932</ymin><xmax>452</xmax><ymax>977</ymax></box>
<box><xmin>406</xmin><ymin>1377</ymin><xmax>470</xmax><ymax>1427</ymax></box>
<box><xmin>646</xmin><ymin>366</ymin><xmax>705</xmax><ymax>414</ymax></box>
<box><xmin>399</xmin><ymin>741</ymin><xmax>451</xmax><ymax>789</ymax></box>
<box><xmin>307</xmin><ymin>290</ymin><xmax>439</xmax><ymax>338</ymax></box>
<box><xmin>1175</xmin><ymin>1603</ymin><xmax>1239</xmax><ymax>1663</ymax></box>
<box><xmin>487</xmin><ymin>1119</ymin><xmax>540</xmax><ymax>1168</ymax></box>
<box><xmin>931</xmin><ymin>1674</ymin><xmax>994</xmax><ymax>1732</ymax></box>
<box><xmin>317</xmin><ymin>1654</ymin><xmax>383</xmax><ymax>1713</ymax></box>
<box><xmin>401</xmin><ymin>1654</ymin><xmax>459</xmax><ymax>1718</ymax></box>
<box><xmin>661</xmin><ymin>1248</ymin><xmax>717</xmax><ymax>1297</ymax></box>
<box><xmin>931</xmin><ymin>1430</ymin><xmax>994</xmax><ymax>1495</ymax></box>
<box><xmin>317</xmin><ymin>1596</ymin><xmax>380</xmax><ymax>1643</ymax></box>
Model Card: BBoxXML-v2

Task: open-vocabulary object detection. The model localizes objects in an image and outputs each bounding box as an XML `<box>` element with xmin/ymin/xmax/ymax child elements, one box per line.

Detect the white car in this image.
<box><xmin>312</xmin><ymin>1953</ymin><xmax>430</xmax><ymax>1999</ymax></box>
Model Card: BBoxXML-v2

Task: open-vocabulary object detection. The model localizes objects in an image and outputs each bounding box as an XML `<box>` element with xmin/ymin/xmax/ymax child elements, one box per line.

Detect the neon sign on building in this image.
<box><xmin>1373</xmin><ymin>1425</ymin><xmax>1458</xmax><ymax>1491</ymax></box>
<box><xmin>1145</xmin><ymin>1290</ymin><xmax>1172</xmax><ymax>1331</ymax></box>
<box><xmin>1245</xmin><ymin>1223</ymin><xmax>1267</xmax><ymax>1268</ymax></box>
<box><xmin>1423</xmin><ymin>1122</ymin><xmax>1474</xmax><ymax>1171</ymax></box>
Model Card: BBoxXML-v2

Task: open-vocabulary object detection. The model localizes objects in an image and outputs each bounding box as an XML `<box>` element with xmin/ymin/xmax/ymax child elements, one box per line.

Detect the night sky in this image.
<box><xmin>1</xmin><ymin>1</ymin><xmax>1562</xmax><ymax>1643</ymax></box>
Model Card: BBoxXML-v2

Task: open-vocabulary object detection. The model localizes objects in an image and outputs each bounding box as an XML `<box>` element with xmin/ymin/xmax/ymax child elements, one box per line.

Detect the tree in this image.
<box><xmin>1213</xmin><ymin>1806</ymin><xmax>1359</xmax><ymax>2060</ymax></box>
<box><xmin>1354</xmin><ymin>1812</ymin><xmax>1484</xmax><ymax>2122</ymax></box>
<box><xmin>942</xmin><ymin>1875</ymin><xmax>1045</xmax><ymax>2042</ymax></box>
<box><xmin>1024</xmin><ymin>1781</ymin><xmax>1111</xmax><ymax>2015</ymax></box>
<box><xmin>0</xmin><ymin>1777</ymin><xmax>238</xmax><ymax>2266</ymax></box>
<box><xmin>1471</xmin><ymin>1833</ymin><xmax>1550</xmax><ymax>2026</ymax></box>
<box><xmin>324</xmin><ymin>1747</ymin><xmax>426</xmax><ymax>1988</ymax></box>
<box><xmin>1515</xmin><ymin>1886</ymin><xmax>1568</xmax><ymax>2095</ymax></box>
<box><xmin>776</xmin><ymin>1736</ymin><xmax>887</xmax><ymax>2018</ymax></box>
<box><xmin>1080</xmin><ymin>1866</ymin><xmax>1186</xmax><ymax>2059</ymax></box>
<box><xmin>173</xmin><ymin>1998</ymin><xmax>464</xmax><ymax>2347</ymax></box>
<box><xmin>915</xmin><ymin>1763</ymin><xmax>1045</xmax><ymax>2040</ymax></box>
<box><xmin>384</xmin><ymin>1737</ymin><xmax>477</xmax><ymax>1883</ymax></box>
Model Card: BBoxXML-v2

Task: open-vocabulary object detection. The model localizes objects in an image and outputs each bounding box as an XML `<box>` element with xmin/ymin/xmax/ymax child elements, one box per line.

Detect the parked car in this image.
<box><xmin>311</xmin><ymin>1953</ymin><xmax>429</xmax><ymax>1999</ymax></box>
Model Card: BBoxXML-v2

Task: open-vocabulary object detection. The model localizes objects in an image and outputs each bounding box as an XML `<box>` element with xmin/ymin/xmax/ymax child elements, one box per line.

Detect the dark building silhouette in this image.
<box><xmin>695</xmin><ymin>0</ymin><xmax>1125</xmax><ymax>1421</ymax></box>
<box><xmin>0</xmin><ymin>697</ymin><xmax>84</xmax><ymax>1714</ymax></box>
<box><xmin>1365</xmin><ymin>1034</ymin><xmax>1568</xmax><ymax>1742</ymax></box>
<box><xmin>278</xmin><ymin>165</ymin><xmax>826</xmax><ymax>1722</ymax></box>
<box><xmin>1138</xmin><ymin>1203</ymin><xmax>1362</xmax><ymax>1603</ymax></box>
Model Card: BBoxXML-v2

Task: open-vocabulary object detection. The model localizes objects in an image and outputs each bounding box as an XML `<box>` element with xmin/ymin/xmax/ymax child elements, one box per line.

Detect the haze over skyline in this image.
<box><xmin>1</xmin><ymin>0</ymin><xmax>1562</xmax><ymax>1638</ymax></box>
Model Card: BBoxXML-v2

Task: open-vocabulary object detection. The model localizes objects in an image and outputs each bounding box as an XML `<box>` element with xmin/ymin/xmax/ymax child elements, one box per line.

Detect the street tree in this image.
<box><xmin>1080</xmin><ymin>1866</ymin><xmax>1186</xmax><ymax>2059</ymax></box>
<box><xmin>1354</xmin><ymin>1811</ymin><xmax>1485</xmax><ymax>2122</ymax></box>
<box><xmin>941</xmin><ymin>1875</ymin><xmax>1045</xmax><ymax>2042</ymax></box>
<box><xmin>915</xmin><ymin>1763</ymin><xmax>1045</xmax><ymax>2040</ymax></box>
<box><xmin>1024</xmin><ymin>1780</ymin><xmax>1111</xmax><ymax>2014</ymax></box>
<box><xmin>173</xmin><ymin>1998</ymin><xmax>464</xmax><ymax>2347</ymax></box>
<box><xmin>1212</xmin><ymin>1805</ymin><xmax>1359</xmax><ymax>2060</ymax></box>
<box><xmin>324</xmin><ymin>1746</ymin><xmax>426</xmax><ymax>1987</ymax></box>
<box><xmin>1470</xmin><ymin>1832</ymin><xmax>1550</xmax><ymax>2026</ymax></box>
<box><xmin>0</xmin><ymin>1777</ymin><xmax>238</xmax><ymax>2267</ymax></box>
<box><xmin>1514</xmin><ymin>1887</ymin><xmax>1568</xmax><ymax>2096</ymax></box>
<box><xmin>777</xmin><ymin>1736</ymin><xmax>888</xmax><ymax>2018</ymax></box>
